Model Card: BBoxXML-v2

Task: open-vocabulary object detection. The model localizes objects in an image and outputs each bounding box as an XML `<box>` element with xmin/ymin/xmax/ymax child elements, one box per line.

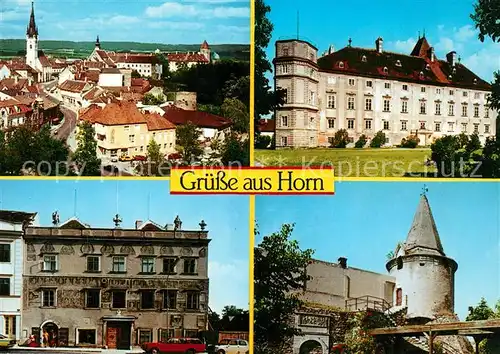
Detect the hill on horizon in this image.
<box><xmin>0</xmin><ymin>39</ymin><xmax>250</xmax><ymax>61</ymax></box>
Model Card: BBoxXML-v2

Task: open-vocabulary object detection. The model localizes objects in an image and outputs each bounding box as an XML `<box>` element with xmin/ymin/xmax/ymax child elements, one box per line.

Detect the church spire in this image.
<box><xmin>404</xmin><ymin>193</ymin><xmax>445</xmax><ymax>256</ymax></box>
<box><xmin>95</xmin><ymin>35</ymin><xmax>101</xmax><ymax>49</ymax></box>
<box><xmin>26</xmin><ymin>1</ymin><xmax>38</xmax><ymax>37</ymax></box>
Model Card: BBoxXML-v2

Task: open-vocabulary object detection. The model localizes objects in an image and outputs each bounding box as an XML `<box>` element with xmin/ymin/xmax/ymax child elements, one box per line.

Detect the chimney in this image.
<box><xmin>375</xmin><ymin>37</ymin><xmax>383</xmax><ymax>53</ymax></box>
<box><xmin>338</xmin><ymin>257</ymin><xmax>347</xmax><ymax>269</ymax></box>
<box><xmin>135</xmin><ymin>220</ymin><xmax>143</xmax><ymax>229</ymax></box>
<box><xmin>446</xmin><ymin>51</ymin><xmax>457</xmax><ymax>66</ymax></box>
<box><xmin>429</xmin><ymin>47</ymin><xmax>435</xmax><ymax>62</ymax></box>
<box><xmin>14</xmin><ymin>76</ymin><xmax>18</xmax><ymax>84</ymax></box>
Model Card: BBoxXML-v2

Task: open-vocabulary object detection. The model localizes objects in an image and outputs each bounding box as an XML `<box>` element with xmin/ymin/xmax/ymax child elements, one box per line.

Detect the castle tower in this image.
<box><xmin>26</xmin><ymin>1</ymin><xmax>39</xmax><ymax>69</ymax></box>
<box><xmin>274</xmin><ymin>40</ymin><xmax>319</xmax><ymax>148</ymax></box>
<box><xmin>386</xmin><ymin>193</ymin><xmax>457</xmax><ymax>322</ymax></box>
<box><xmin>200</xmin><ymin>40</ymin><xmax>211</xmax><ymax>63</ymax></box>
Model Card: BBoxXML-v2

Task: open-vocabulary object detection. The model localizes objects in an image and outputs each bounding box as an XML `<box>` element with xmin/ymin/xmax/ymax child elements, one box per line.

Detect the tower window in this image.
<box><xmin>361</xmin><ymin>55</ymin><xmax>367</xmax><ymax>62</ymax></box>
<box><xmin>30</xmin><ymin>45</ymin><xmax>32</xmax><ymax>49</ymax></box>
<box><xmin>339</xmin><ymin>61</ymin><xmax>344</xmax><ymax>68</ymax></box>
<box><xmin>396</xmin><ymin>257</ymin><xmax>403</xmax><ymax>270</ymax></box>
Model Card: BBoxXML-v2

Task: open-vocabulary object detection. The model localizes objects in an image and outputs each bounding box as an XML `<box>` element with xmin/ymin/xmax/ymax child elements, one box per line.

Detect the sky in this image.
<box><xmin>0</xmin><ymin>179</ymin><xmax>249</xmax><ymax>314</ymax></box>
<box><xmin>1</xmin><ymin>0</ymin><xmax>250</xmax><ymax>44</ymax></box>
<box><xmin>256</xmin><ymin>182</ymin><xmax>500</xmax><ymax>321</ymax></box>
<box><xmin>265</xmin><ymin>0</ymin><xmax>500</xmax><ymax>82</ymax></box>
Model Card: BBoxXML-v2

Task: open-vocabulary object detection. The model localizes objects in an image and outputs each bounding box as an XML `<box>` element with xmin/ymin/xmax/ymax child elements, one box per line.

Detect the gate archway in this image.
<box><xmin>299</xmin><ymin>340</ymin><xmax>324</xmax><ymax>354</ymax></box>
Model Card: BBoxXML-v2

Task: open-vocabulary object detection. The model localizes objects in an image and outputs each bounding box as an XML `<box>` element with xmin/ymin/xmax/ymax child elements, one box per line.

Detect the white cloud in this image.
<box><xmin>145</xmin><ymin>2</ymin><xmax>249</xmax><ymax>19</ymax></box>
<box><xmin>462</xmin><ymin>43</ymin><xmax>500</xmax><ymax>81</ymax></box>
<box><xmin>147</xmin><ymin>21</ymin><xmax>205</xmax><ymax>30</ymax></box>
<box><xmin>184</xmin><ymin>0</ymin><xmax>247</xmax><ymax>2</ymax></box>
<box><xmin>208</xmin><ymin>260</ymin><xmax>249</xmax><ymax>313</ymax></box>
<box><xmin>215</xmin><ymin>24</ymin><xmax>249</xmax><ymax>33</ymax></box>
<box><xmin>107</xmin><ymin>15</ymin><xmax>140</xmax><ymax>25</ymax></box>
<box><xmin>388</xmin><ymin>37</ymin><xmax>416</xmax><ymax>53</ymax></box>
<box><xmin>435</xmin><ymin>37</ymin><xmax>456</xmax><ymax>53</ymax></box>
<box><xmin>454</xmin><ymin>25</ymin><xmax>476</xmax><ymax>42</ymax></box>
<box><xmin>1</xmin><ymin>10</ymin><xmax>28</xmax><ymax>21</ymax></box>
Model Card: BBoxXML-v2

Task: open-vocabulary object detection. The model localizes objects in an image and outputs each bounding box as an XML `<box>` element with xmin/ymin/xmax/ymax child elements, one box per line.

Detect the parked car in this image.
<box><xmin>0</xmin><ymin>334</ymin><xmax>16</xmax><ymax>350</ymax></box>
<box><xmin>142</xmin><ymin>337</ymin><xmax>206</xmax><ymax>354</ymax></box>
<box><xmin>215</xmin><ymin>339</ymin><xmax>248</xmax><ymax>354</ymax></box>
<box><xmin>133</xmin><ymin>155</ymin><xmax>147</xmax><ymax>161</ymax></box>
<box><xmin>119</xmin><ymin>155</ymin><xmax>133</xmax><ymax>162</ymax></box>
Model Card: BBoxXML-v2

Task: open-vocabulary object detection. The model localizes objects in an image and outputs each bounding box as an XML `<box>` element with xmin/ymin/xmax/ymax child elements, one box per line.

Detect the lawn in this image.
<box><xmin>255</xmin><ymin>148</ymin><xmax>437</xmax><ymax>178</ymax></box>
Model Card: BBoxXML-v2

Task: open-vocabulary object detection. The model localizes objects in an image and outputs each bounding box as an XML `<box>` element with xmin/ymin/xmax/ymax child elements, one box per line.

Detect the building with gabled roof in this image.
<box><xmin>274</xmin><ymin>35</ymin><xmax>497</xmax><ymax>148</ymax></box>
<box><xmin>78</xmin><ymin>101</ymin><xmax>176</xmax><ymax>159</ymax></box>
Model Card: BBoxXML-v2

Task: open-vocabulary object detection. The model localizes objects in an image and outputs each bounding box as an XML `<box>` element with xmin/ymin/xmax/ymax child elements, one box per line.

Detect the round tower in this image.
<box><xmin>200</xmin><ymin>40</ymin><xmax>211</xmax><ymax>63</ymax></box>
<box><xmin>274</xmin><ymin>39</ymin><xmax>319</xmax><ymax>148</ymax></box>
<box><xmin>26</xmin><ymin>1</ymin><xmax>39</xmax><ymax>69</ymax></box>
<box><xmin>386</xmin><ymin>193</ymin><xmax>457</xmax><ymax>322</ymax></box>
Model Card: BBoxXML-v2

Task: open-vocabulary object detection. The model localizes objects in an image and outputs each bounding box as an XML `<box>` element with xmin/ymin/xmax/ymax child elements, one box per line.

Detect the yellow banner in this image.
<box><xmin>170</xmin><ymin>167</ymin><xmax>335</xmax><ymax>195</ymax></box>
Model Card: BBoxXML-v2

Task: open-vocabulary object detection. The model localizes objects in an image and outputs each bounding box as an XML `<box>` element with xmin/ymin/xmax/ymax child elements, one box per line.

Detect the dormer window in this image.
<box><xmin>395</xmin><ymin>60</ymin><xmax>401</xmax><ymax>67</ymax></box>
<box><xmin>425</xmin><ymin>64</ymin><xmax>430</xmax><ymax>71</ymax></box>
<box><xmin>361</xmin><ymin>55</ymin><xmax>367</xmax><ymax>62</ymax></box>
<box><xmin>452</xmin><ymin>68</ymin><xmax>456</xmax><ymax>74</ymax></box>
<box><xmin>473</xmin><ymin>78</ymin><xmax>477</xmax><ymax>85</ymax></box>
<box><xmin>419</xmin><ymin>71</ymin><xmax>424</xmax><ymax>79</ymax></box>
<box><xmin>339</xmin><ymin>61</ymin><xmax>344</xmax><ymax>68</ymax></box>
<box><xmin>383</xmin><ymin>67</ymin><xmax>388</xmax><ymax>74</ymax></box>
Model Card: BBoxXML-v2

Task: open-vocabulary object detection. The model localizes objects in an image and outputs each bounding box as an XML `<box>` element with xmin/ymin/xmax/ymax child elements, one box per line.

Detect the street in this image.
<box><xmin>56</xmin><ymin>106</ymin><xmax>77</xmax><ymax>142</ymax></box>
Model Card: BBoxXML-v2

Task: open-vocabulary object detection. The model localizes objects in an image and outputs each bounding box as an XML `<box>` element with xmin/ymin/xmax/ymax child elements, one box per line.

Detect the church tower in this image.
<box><xmin>26</xmin><ymin>1</ymin><xmax>39</xmax><ymax>69</ymax></box>
<box><xmin>386</xmin><ymin>192</ymin><xmax>457</xmax><ymax>322</ymax></box>
<box><xmin>95</xmin><ymin>35</ymin><xmax>101</xmax><ymax>50</ymax></box>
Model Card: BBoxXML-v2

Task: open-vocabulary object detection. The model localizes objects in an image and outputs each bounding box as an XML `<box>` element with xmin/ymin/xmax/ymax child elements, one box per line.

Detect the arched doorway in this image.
<box><xmin>300</xmin><ymin>340</ymin><xmax>324</xmax><ymax>354</ymax></box>
<box><xmin>41</xmin><ymin>322</ymin><xmax>59</xmax><ymax>347</ymax></box>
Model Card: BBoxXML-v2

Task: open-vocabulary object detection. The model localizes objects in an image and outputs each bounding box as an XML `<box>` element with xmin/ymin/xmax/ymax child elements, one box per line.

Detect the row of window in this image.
<box><xmin>40</xmin><ymin>288</ymin><xmax>200</xmax><ymax>310</ymax></box>
<box><xmin>325</xmin><ymin>95</ymin><xmax>490</xmax><ymax>117</ymax></box>
<box><xmin>324</xmin><ymin>118</ymin><xmax>490</xmax><ymax>134</ymax></box>
<box><xmin>40</xmin><ymin>255</ymin><xmax>197</xmax><ymax>275</ymax></box>
<box><xmin>330</xmin><ymin>77</ymin><xmax>487</xmax><ymax>99</ymax></box>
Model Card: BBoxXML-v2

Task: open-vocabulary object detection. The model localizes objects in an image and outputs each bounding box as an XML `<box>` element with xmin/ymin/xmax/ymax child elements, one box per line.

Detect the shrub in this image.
<box><xmin>370</xmin><ymin>131</ymin><xmax>386</xmax><ymax>148</ymax></box>
<box><xmin>400</xmin><ymin>135</ymin><xmax>419</xmax><ymax>148</ymax></box>
<box><xmin>354</xmin><ymin>135</ymin><xmax>368</xmax><ymax>148</ymax></box>
<box><xmin>255</xmin><ymin>135</ymin><xmax>272</xmax><ymax>149</ymax></box>
<box><xmin>330</xmin><ymin>129</ymin><xmax>349</xmax><ymax>148</ymax></box>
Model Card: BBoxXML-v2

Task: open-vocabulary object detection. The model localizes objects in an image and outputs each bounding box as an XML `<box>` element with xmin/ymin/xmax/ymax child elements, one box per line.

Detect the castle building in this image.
<box><xmin>166</xmin><ymin>41</ymin><xmax>212</xmax><ymax>73</ymax></box>
<box><xmin>25</xmin><ymin>2</ymin><xmax>53</xmax><ymax>82</ymax></box>
<box><xmin>274</xmin><ymin>36</ymin><xmax>497</xmax><ymax>148</ymax></box>
<box><xmin>292</xmin><ymin>192</ymin><xmax>468</xmax><ymax>354</ymax></box>
<box><xmin>21</xmin><ymin>215</ymin><xmax>210</xmax><ymax>349</ymax></box>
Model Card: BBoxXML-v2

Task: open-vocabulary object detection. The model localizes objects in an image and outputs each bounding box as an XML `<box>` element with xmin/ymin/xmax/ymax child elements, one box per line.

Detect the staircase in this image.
<box><xmin>404</xmin><ymin>334</ymin><xmax>457</xmax><ymax>354</ymax></box>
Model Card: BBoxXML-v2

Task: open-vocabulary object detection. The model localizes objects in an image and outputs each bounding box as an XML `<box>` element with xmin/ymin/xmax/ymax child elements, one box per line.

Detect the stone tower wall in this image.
<box><xmin>389</xmin><ymin>255</ymin><xmax>455</xmax><ymax>320</ymax></box>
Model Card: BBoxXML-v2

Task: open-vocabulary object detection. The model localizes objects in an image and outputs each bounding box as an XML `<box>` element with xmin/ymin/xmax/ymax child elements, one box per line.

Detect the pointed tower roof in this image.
<box><xmin>410</xmin><ymin>36</ymin><xmax>431</xmax><ymax>57</ymax></box>
<box><xmin>404</xmin><ymin>194</ymin><xmax>445</xmax><ymax>256</ymax></box>
<box><xmin>95</xmin><ymin>35</ymin><xmax>101</xmax><ymax>48</ymax></box>
<box><xmin>201</xmin><ymin>40</ymin><xmax>210</xmax><ymax>50</ymax></box>
<box><xmin>26</xmin><ymin>2</ymin><xmax>38</xmax><ymax>37</ymax></box>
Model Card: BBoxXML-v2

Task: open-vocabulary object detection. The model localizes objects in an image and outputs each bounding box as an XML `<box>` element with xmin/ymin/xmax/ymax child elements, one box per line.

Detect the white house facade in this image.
<box><xmin>0</xmin><ymin>211</ymin><xmax>37</xmax><ymax>341</ymax></box>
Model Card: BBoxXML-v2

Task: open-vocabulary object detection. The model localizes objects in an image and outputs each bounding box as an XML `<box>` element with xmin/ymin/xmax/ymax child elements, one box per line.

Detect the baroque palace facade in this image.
<box><xmin>274</xmin><ymin>36</ymin><xmax>497</xmax><ymax>148</ymax></box>
<box><xmin>21</xmin><ymin>215</ymin><xmax>210</xmax><ymax>349</ymax></box>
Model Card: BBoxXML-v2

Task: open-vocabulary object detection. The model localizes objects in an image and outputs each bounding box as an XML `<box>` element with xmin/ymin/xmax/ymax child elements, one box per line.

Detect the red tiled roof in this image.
<box><xmin>58</xmin><ymin>80</ymin><xmax>89</xmax><ymax>93</ymax></box>
<box><xmin>143</xmin><ymin>112</ymin><xmax>176</xmax><ymax>130</ymax></box>
<box><xmin>76</xmin><ymin>70</ymin><xmax>99</xmax><ymax>83</ymax></box>
<box><xmin>37</xmin><ymin>51</ymin><xmax>52</xmax><ymax>67</ymax></box>
<box><xmin>167</xmin><ymin>53</ymin><xmax>208</xmax><ymax>63</ymax></box>
<box><xmin>111</xmin><ymin>54</ymin><xmax>159</xmax><ymax>64</ymax></box>
<box><xmin>163</xmin><ymin>106</ymin><xmax>232</xmax><ymax>129</ymax></box>
<box><xmin>258</xmin><ymin>119</ymin><xmax>275</xmax><ymax>133</ymax></box>
<box><xmin>314</xmin><ymin>38</ymin><xmax>491</xmax><ymax>91</ymax></box>
<box><xmin>80</xmin><ymin>101</ymin><xmax>173</xmax><ymax>130</ymax></box>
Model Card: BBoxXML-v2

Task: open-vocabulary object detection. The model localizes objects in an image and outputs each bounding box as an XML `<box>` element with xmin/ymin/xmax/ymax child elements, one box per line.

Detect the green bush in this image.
<box><xmin>354</xmin><ymin>135</ymin><xmax>367</xmax><ymax>148</ymax></box>
<box><xmin>255</xmin><ymin>135</ymin><xmax>272</xmax><ymax>149</ymax></box>
<box><xmin>330</xmin><ymin>129</ymin><xmax>349</xmax><ymax>148</ymax></box>
<box><xmin>370</xmin><ymin>131</ymin><xmax>386</xmax><ymax>148</ymax></box>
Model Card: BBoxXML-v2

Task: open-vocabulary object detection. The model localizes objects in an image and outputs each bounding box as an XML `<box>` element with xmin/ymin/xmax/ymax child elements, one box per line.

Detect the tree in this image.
<box><xmin>254</xmin><ymin>224</ymin><xmax>314</xmax><ymax>354</ymax></box>
<box><xmin>142</xmin><ymin>93</ymin><xmax>164</xmax><ymax>106</ymax></box>
<box><xmin>175</xmin><ymin>122</ymin><xmax>204</xmax><ymax>163</ymax></box>
<box><xmin>131</xmin><ymin>70</ymin><xmax>141</xmax><ymax>78</ymax></box>
<box><xmin>477</xmin><ymin>137</ymin><xmax>500</xmax><ymax>178</ymax></box>
<box><xmin>147</xmin><ymin>138</ymin><xmax>163</xmax><ymax>176</ymax></box>
<box><xmin>330</xmin><ymin>129</ymin><xmax>349</xmax><ymax>148</ymax></box>
<box><xmin>223</xmin><ymin>74</ymin><xmax>250</xmax><ymax>108</ymax></box>
<box><xmin>254</xmin><ymin>0</ymin><xmax>285</xmax><ymax>141</ymax></box>
<box><xmin>370</xmin><ymin>131</ymin><xmax>386</xmax><ymax>148</ymax></box>
<box><xmin>221</xmin><ymin>98</ymin><xmax>249</xmax><ymax>134</ymax></box>
<box><xmin>220</xmin><ymin>133</ymin><xmax>249</xmax><ymax>166</ymax></box>
<box><xmin>355</xmin><ymin>134</ymin><xmax>368</xmax><ymax>148</ymax></box>
<box><xmin>400</xmin><ymin>135</ymin><xmax>419</xmax><ymax>148</ymax></box>
<box><xmin>255</xmin><ymin>134</ymin><xmax>272</xmax><ymax>149</ymax></box>
<box><xmin>72</xmin><ymin>121</ymin><xmax>101</xmax><ymax>176</ymax></box>
<box><xmin>467</xmin><ymin>298</ymin><xmax>494</xmax><ymax>321</ymax></box>
<box><xmin>471</xmin><ymin>1</ymin><xmax>500</xmax><ymax>119</ymax></box>
<box><xmin>155</xmin><ymin>53</ymin><xmax>170</xmax><ymax>81</ymax></box>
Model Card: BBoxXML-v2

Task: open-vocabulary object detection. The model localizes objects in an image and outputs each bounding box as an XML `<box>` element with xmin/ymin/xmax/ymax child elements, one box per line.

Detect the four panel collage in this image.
<box><xmin>0</xmin><ymin>0</ymin><xmax>499</xmax><ymax>354</ymax></box>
